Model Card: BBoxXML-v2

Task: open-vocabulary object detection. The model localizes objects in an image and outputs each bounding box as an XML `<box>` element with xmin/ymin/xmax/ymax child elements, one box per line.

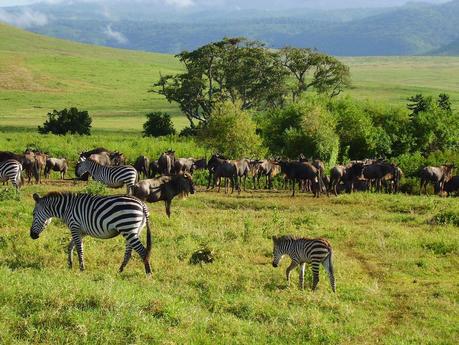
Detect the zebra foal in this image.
<box><xmin>30</xmin><ymin>192</ymin><xmax>152</xmax><ymax>275</ymax></box>
<box><xmin>272</xmin><ymin>235</ymin><xmax>336</xmax><ymax>292</ymax></box>
<box><xmin>0</xmin><ymin>159</ymin><xmax>23</xmax><ymax>191</ymax></box>
<box><xmin>76</xmin><ymin>156</ymin><xmax>138</xmax><ymax>194</ymax></box>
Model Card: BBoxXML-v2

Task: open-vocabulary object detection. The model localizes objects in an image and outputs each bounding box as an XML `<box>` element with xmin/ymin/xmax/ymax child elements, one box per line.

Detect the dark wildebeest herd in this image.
<box><xmin>1</xmin><ymin>147</ymin><xmax>458</xmax><ymax>197</ymax></box>
<box><xmin>1</xmin><ymin>147</ymin><xmax>457</xmax><ymax>288</ymax></box>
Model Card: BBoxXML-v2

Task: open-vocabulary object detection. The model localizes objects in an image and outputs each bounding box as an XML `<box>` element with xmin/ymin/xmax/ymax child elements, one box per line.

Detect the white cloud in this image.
<box><xmin>0</xmin><ymin>8</ymin><xmax>47</xmax><ymax>27</ymax></box>
<box><xmin>164</xmin><ymin>0</ymin><xmax>194</xmax><ymax>8</ymax></box>
<box><xmin>103</xmin><ymin>24</ymin><xmax>128</xmax><ymax>44</ymax></box>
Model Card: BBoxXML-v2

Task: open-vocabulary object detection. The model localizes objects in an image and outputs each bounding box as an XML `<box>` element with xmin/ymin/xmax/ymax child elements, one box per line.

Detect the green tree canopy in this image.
<box><xmin>152</xmin><ymin>38</ymin><xmax>350</xmax><ymax>127</ymax></box>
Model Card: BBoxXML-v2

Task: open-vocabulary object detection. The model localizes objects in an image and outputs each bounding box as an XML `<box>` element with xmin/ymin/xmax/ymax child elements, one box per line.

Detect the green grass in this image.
<box><xmin>2</xmin><ymin>23</ymin><xmax>459</xmax><ymax>134</ymax></box>
<box><xmin>0</xmin><ymin>184</ymin><xmax>458</xmax><ymax>344</ymax></box>
<box><xmin>1</xmin><ymin>23</ymin><xmax>459</xmax><ymax>344</ymax></box>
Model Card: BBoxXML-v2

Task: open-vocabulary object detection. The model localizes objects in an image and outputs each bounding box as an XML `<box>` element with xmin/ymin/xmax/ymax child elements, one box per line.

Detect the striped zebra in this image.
<box><xmin>0</xmin><ymin>159</ymin><xmax>23</xmax><ymax>190</ymax></box>
<box><xmin>76</xmin><ymin>156</ymin><xmax>138</xmax><ymax>194</ymax></box>
<box><xmin>272</xmin><ymin>235</ymin><xmax>335</xmax><ymax>292</ymax></box>
<box><xmin>30</xmin><ymin>192</ymin><xmax>152</xmax><ymax>275</ymax></box>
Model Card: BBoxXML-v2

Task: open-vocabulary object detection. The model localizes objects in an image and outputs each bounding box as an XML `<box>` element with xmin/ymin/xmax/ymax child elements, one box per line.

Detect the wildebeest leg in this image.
<box><xmin>165</xmin><ymin>200</ymin><xmax>172</xmax><ymax>218</ymax></box>
<box><xmin>67</xmin><ymin>239</ymin><xmax>75</xmax><ymax>269</ymax></box>
<box><xmin>291</xmin><ymin>179</ymin><xmax>295</xmax><ymax>197</ymax></box>
<box><xmin>119</xmin><ymin>244</ymin><xmax>133</xmax><ymax>272</ymax></box>
<box><xmin>215</xmin><ymin>175</ymin><xmax>220</xmax><ymax>193</ymax></box>
<box><xmin>207</xmin><ymin>171</ymin><xmax>213</xmax><ymax>190</ymax></box>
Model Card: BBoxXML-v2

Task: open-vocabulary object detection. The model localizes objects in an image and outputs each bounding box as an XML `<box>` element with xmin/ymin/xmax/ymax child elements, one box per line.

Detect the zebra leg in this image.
<box><xmin>285</xmin><ymin>261</ymin><xmax>298</xmax><ymax>287</ymax></box>
<box><xmin>123</xmin><ymin>235</ymin><xmax>151</xmax><ymax>275</ymax></box>
<box><xmin>311</xmin><ymin>262</ymin><xmax>320</xmax><ymax>291</ymax></box>
<box><xmin>71</xmin><ymin>233</ymin><xmax>85</xmax><ymax>271</ymax></box>
<box><xmin>299</xmin><ymin>263</ymin><xmax>306</xmax><ymax>290</ymax></box>
<box><xmin>119</xmin><ymin>244</ymin><xmax>133</xmax><ymax>273</ymax></box>
<box><xmin>67</xmin><ymin>239</ymin><xmax>75</xmax><ymax>269</ymax></box>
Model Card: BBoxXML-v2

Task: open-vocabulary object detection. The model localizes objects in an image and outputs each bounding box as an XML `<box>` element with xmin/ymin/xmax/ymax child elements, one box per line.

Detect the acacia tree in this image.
<box><xmin>152</xmin><ymin>38</ymin><xmax>288</xmax><ymax>127</ymax></box>
<box><xmin>279</xmin><ymin>47</ymin><xmax>351</xmax><ymax>101</ymax></box>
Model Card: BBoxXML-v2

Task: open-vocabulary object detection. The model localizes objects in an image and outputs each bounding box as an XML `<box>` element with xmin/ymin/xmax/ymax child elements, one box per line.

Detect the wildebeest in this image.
<box><xmin>420</xmin><ymin>164</ymin><xmax>454</xmax><ymax>195</ymax></box>
<box><xmin>362</xmin><ymin>162</ymin><xmax>400</xmax><ymax>193</ymax></box>
<box><xmin>79</xmin><ymin>148</ymin><xmax>125</xmax><ymax>166</ymax></box>
<box><xmin>110</xmin><ymin>151</ymin><xmax>125</xmax><ymax>166</ymax></box>
<box><xmin>131</xmin><ymin>173</ymin><xmax>195</xmax><ymax>217</ymax></box>
<box><xmin>252</xmin><ymin>160</ymin><xmax>281</xmax><ymax>189</ymax></box>
<box><xmin>174</xmin><ymin>158</ymin><xmax>195</xmax><ymax>175</ymax></box>
<box><xmin>193</xmin><ymin>158</ymin><xmax>207</xmax><ymax>171</ymax></box>
<box><xmin>207</xmin><ymin>154</ymin><xmax>240</xmax><ymax>193</ymax></box>
<box><xmin>0</xmin><ymin>151</ymin><xmax>39</xmax><ymax>184</ymax></box>
<box><xmin>444</xmin><ymin>175</ymin><xmax>459</xmax><ymax>196</ymax></box>
<box><xmin>134</xmin><ymin>155</ymin><xmax>150</xmax><ymax>179</ymax></box>
<box><xmin>278</xmin><ymin>161</ymin><xmax>326</xmax><ymax>197</ymax></box>
<box><xmin>330</xmin><ymin>161</ymin><xmax>376</xmax><ymax>195</ymax></box>
<box><xmin>235</xmin><ymin>159</ymin><xmax>250</xmax><ymax>191</ymax></box>
<box><xmin>44</xmin><ymin>158</ymin><xmax>68</xmax><ymax>179</ymax></box>
<box><xmin>33</xmin><ymin>150</ymin><xmax>48</xmax><ymax>183</ymax></box>
<box><xmin>148</xmin><ymin>160</ymin><xmax>160</xmax><ymax>178</ymax></box>
<box><xmin>158</xmin><ymin>150</ymin><xmax>176</xmax><ymax>175</ymax></box>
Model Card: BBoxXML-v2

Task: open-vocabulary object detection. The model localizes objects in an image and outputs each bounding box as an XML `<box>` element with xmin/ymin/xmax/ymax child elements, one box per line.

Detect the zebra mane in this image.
<box><xmin>41</xmin><ymin>191</ymin><xmax>74</xmax><ymax>199</ymax></box>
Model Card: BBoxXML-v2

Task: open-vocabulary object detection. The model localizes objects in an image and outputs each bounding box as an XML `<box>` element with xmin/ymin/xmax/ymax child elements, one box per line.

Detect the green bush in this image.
<box><xmin>143</xmin><ymin>112</ymin><xmax>176</xmax><ymax>137</ymax></box>
<box><xmin>259</xmin><ymin>99</ymin><xmax>339</xmax><ymax>166</ymax></box>
<box><xmin>198</xmin><ymin>101</ymin><xmax>265</xmax><ymax>158</ymax></box>
<box><xmin>38</xmin><ymin>107</ymin><xmax>92</xmax><ymax>135</ymax></box>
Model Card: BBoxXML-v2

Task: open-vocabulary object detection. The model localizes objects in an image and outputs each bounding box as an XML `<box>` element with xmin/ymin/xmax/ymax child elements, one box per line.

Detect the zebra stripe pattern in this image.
<box><xmin>76</xmin><ymin>157</ymin><xmax>138</xmax><ymax>194</ymax></box>
<box><xmin>272</xmin><ymin>235</ymin><xmax>335</xmax><ymax>292</ymax></box>
<box><xmin>0</xmin><ymin>159</ymin><xmax>23</xmax><ymax>190</ymax></box>
<box><xmin>30</xmin><ymin>192</ymin><xmax>152</xmax><ymax>275</ymax></box>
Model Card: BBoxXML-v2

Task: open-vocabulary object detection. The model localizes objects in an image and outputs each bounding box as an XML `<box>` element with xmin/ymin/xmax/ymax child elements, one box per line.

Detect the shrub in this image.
<box><xmin>260</xmin><ymin>99</ymin><xmax>339</xmax><ymax>166</ymax></box>
<box><xmin>38</xmin><ymin>107</ymin><xmax>92</xmax><ymax>135</ymax></box>
<box><xmin>143</xmin><ymin>112</ymin><xmax>176</xmax><ymax>137</ymax></box>
<box><xmin>198</xmin><ymin>101</ymin><xmax>265</xmax><ymax>158</ymax></box>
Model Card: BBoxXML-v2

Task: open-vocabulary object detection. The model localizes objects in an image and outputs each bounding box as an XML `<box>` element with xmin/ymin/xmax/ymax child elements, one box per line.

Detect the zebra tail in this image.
<box><xmin>326</xmin><ymin>246</ymin><xmax>336</xmax><ymax>292</ymax></box>
<box><xmin>144</xmin><ymin>210</ymin><xmax>152</xmax><ymax>261</ymax></box>
<box><xmin>18</xmin><ymin>167</ymin><xmax>24</xmax><ymax>187</ymax></box>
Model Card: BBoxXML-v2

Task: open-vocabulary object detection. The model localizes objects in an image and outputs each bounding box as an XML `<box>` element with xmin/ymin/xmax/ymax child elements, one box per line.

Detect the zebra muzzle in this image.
<box><xmin>30</xmin><ymin>230</ymin><xmax>39</xmax><ymax>240</ymax></box>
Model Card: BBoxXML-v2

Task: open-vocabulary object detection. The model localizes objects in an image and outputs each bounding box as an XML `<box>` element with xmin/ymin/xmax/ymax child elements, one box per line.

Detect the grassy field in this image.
<box><xmin>2</xmin><ymin>23</ymin><xmax>459</xmax><ymax>133</ymax></box>
<box><xmin>0</xmin><ymin>182</ymin><xmax>458</xmax><ymax>344</ymax></box>
<box><xmin>0</xmin><ymin>22</ymin><xmax>458</xmax><ymax>344</ymax></box>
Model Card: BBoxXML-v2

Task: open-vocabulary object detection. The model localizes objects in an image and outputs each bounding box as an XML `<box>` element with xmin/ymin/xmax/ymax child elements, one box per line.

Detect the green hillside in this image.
<box><xmin>1</xmin><ymin>23</ymin><xmax>459</xmax><ymax>134</ymax></box>
<box><xmin>0</xmin><ymin>23</ymin><xmax>183</xmax><ymax>133</ymax></box>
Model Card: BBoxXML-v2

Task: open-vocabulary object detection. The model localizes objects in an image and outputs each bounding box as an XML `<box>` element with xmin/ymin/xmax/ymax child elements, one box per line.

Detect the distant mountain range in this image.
<box><xmin>1</xmin><ymin>0</ymin><xmax>459</xmax><ymax>55</ymax></box>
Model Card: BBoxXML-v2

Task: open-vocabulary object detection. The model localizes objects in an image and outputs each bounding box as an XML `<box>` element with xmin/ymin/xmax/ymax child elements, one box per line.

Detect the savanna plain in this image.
<box><xmin>0</xmin><ymin>23</ymin><xmax>458</xmax><ymax>344</ymax></box>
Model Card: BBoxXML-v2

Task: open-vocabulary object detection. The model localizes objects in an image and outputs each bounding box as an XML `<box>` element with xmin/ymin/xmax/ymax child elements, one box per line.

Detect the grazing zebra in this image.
<box><xmin>30</xmin><ymin>192</ymin><xmax>152</xmax><ymax>275</ymax></box>
<box><xmin>0</xmin><ymin>159</ymin><xmax>23</xmax><ymax>191</ymax></box>
<box><xmin>272</xmin><ymin>235</ymin><xmax>335</xmax><ymax>292</ymax></box>
<box><xmin>76</xmin><ymin>156</ymin><xmax>138</xmax><ymax>194</ymax></box>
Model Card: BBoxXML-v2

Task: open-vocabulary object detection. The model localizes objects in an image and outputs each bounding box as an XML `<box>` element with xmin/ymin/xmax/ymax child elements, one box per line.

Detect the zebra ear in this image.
<box><xmin>33</xmin><ymin>193</ymin><xmax>41</xmax><ymax>202</ymax></box>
